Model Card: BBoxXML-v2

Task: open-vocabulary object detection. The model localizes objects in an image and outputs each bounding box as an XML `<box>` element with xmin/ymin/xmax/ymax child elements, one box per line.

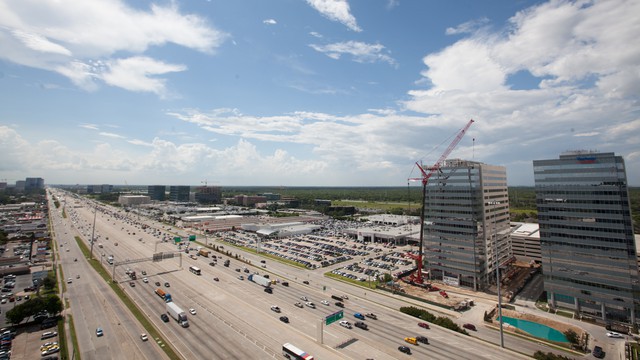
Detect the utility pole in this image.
<box><xmin>89</xmin><ymin>205</ymin><xmax>97</xmax><ymax>259</ymax></box>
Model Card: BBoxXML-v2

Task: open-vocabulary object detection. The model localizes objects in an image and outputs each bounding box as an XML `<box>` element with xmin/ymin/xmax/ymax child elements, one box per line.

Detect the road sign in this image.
<box><xmin>325</xmin><ymin>310</ymin><xmax>343</xmax><ymax>325</ymax></box>
<box><xmin>174</xmin><ymin>237</ymin><xmax>181</xmax><ymax>243</ymax></box>
<box><xmin>188</xmin><ymin>235</ymin><xmax>196</xmax><ymax>241</ymax></box>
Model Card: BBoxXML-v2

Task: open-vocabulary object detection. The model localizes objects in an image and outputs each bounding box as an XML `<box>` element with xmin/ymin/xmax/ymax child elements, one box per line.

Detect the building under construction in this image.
<box><xmin>423</xmin><ymin>159</ymin><xmax>512</xmax><ymax>291</ymax></box>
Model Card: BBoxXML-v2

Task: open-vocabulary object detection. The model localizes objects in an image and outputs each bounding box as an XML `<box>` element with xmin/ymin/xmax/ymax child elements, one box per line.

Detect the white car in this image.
<box><xmin>339</xmin><ymin>320</ymin><xmax>352</xmax><ymax>329</ymax></box>
<box><xmin>270</xmin><ymin>305</ymin><xmax>281</xmax><ymax>313</ymax></box>
<box><xmin>142</xmin><ymin>277</ymin><xmax>148</xmax><ymax>283</ymax></box>
<box><xmin>606</xmin><ymin>332</ymin><xmax>624</xmax><ymax>338</ymax></box>
<box><xmin>321</xmin><ymin>300</ymin><xmax>330</xmax><ymax>306</ymax></box>
<box><xmin>305</xmin><ymin>302</ymin><xmax>315</xmax><ymax>309</ymax></box>
<box><xmin>189</xmin><ymin>308</ymin><xmax>196</xmax><ymax>315</ymax></box>
<box><xmin>67</xmin><ymin>278</ymin><xmax>72</xmax><ymax>284</ymax></box>
<box><xmin>140</xmin><ymin>333</ymin><xmax>148</xmax><ymax>341</ymax></box>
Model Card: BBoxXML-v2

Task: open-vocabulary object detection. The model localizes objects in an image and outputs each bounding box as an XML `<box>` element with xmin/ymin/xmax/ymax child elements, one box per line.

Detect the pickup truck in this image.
<box><xmin>365</xmin><ymin>313</ymin><xmax>377</xmax><ymax>320</ymax></box>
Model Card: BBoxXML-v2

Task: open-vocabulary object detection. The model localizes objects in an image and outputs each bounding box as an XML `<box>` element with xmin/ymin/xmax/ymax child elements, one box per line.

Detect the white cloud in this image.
<box><xmin>306</xmin><ymin>0</ymin><xmax>361</xmax><ymax>32</ymax></box>
<box><xmin>309</xmin><ymin>31</ymin><xmax>323</xmax><ymax>38</ymax></box>
<box><xmin>445</xmin><ymin>18</ymin><xmax>490</xmax><ymax>35</ymax></box>
<box><xmin>0</xmin><ymin>0</ymin><xmax>227</xmax><ymax>94</ymax></box>
<box><xmin>263</xmin><ymin>19</ymin><xmax>277</xmax><ymax>25</ymax></box>
<box><xmin>100</xmin><ymin>56</ymin><xmax>187</xmax><ymax>96</ymax></box>
<box><xmin>99</xmin><ymin>132</ymin><xmax>126</xmax><ymax>139</ymax></box>
<box><xmin>79</xmin><ymin>124</ymin><xmax>100</xmax><ymax>131</ymax></box>
<box><xmin>403</xmin><ymin>0</ymin><xmax>640</xmax><ymax>185</ymax></box>
<box><xmin>309</xmin><ymin>41</ymin><xmax>396</xmax><ymax>66</ymax></box>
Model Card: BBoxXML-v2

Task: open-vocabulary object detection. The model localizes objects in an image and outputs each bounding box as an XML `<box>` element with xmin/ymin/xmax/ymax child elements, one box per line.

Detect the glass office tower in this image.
<box><xmin>424</xmin><ymin>159</ymin><xmax>511</xmax><ymax>291</ymax></box>
<box><xmin>534</xmin><ymin>151</ymin><xmax>639</xmax><ymax>325</ymax></box>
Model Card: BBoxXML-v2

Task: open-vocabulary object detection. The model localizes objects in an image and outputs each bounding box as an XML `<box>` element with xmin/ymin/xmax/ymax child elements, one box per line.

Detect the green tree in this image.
<box><xmin>42</xmin><ymin>273</ymin><xmax>57</xmax><ymax>290</ymax></box>
<box><xmin>563</xmin><ymin>329</ymin><xmax>579</xmax><ymax>344</ymax></box>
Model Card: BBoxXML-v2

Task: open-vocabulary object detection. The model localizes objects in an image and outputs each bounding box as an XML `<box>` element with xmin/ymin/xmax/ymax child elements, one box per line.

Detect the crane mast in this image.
<box><xmin>406</xmin><ymin>119</ymin><xmax>474</xmax><ymax>284</ymax></box>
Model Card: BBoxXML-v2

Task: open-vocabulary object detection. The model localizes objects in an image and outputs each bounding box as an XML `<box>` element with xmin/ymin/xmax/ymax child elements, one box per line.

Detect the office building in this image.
<box><xmin>534</xmin><ymin>151</ymin><xmax>639</xmax><ymax>325</ymax></box>
<box><xmin>169</xmin><ymin>186</ymin><xmax>190</xmax><ymax>202</ymax></box>
<box><xmin>25</xmin><ymin>177</ymin><xmax>45</xmax><ymax>191</ymax></box>
<box><xmin>147</xmin><ymin>185</ymin><xmax>167</xmax><ymax>201</ymax></box>
<box><xmin>424</xmin><ymin>159</ymin><xmax>511</xmax><ymax>291</ymax></box>
<box><xmin>195</xmin><ymin>186</ymin><xmax>221</xmax><ymax>204</ymax></box>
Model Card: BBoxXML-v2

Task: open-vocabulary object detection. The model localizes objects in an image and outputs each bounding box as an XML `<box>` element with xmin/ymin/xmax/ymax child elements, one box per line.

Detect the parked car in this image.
<box><xmin>593</xmin><ymin>345</ymin><xmax>604</xmax><ymax>358</ymax></box>
<box><xmin>463</xmin><ymin>323</ymin><xmax>477</xmax><ymax>331</ymax></box>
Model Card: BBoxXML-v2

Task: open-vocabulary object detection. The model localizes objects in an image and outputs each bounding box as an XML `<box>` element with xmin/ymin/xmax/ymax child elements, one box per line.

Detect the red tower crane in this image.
<box><xmin>405</xmin><ymin>119</ymin><xmax>474</xmax><ymax>284</ymax></box>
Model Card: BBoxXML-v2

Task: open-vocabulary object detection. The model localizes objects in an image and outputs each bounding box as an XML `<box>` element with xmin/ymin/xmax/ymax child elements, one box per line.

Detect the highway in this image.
<box><xmin>52</xmin><ymin>189</ymin><xmax>536</xmax><ymax>359</ymax></box>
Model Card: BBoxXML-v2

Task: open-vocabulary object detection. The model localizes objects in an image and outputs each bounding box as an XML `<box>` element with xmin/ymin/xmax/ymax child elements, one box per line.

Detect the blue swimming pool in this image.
<box><xmin>501</xmin><ymin>316</ymin><xmax>569</xmax><ymax>343</ymax></box>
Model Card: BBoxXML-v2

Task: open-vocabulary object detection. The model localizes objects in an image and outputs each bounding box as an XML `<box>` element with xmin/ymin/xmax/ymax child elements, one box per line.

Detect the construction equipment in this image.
<box><xmin>406</xmin><ymin>119</ymin><xmax>474</xmax><ymax>284</ymax></box>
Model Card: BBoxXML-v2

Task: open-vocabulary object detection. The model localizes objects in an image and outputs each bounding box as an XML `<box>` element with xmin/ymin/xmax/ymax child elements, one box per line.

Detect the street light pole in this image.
<box><xmin>89</xmin><ymin>205</ymin><xmax>97</xmax><ymax>260</ymax></box>
<box><xmin>490</xmin><ymin>201</ymin><xmax>505</xmax><ymax>348</ymax></box>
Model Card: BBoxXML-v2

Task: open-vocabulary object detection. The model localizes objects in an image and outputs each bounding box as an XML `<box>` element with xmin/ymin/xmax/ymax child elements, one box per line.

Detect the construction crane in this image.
<box><xmin>405</xmin><ymin>119</ymin><xmax>474</xmax><ymax>284</ymax></box>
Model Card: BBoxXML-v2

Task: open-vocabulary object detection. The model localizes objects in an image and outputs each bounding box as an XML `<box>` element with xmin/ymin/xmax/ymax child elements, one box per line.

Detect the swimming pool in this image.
<box><xmin>501</xmin><ymin>316</ymin><xmax>569</xmax><ymax>342</ymax></box>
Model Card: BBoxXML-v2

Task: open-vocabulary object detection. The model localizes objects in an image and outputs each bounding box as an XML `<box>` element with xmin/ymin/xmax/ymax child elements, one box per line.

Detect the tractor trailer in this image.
<box><xmin>166</xmin><ymin>302</ymin><xmax>189</xmax><ymax>327</ymax></box>
<box><xmin>248</xmin><ymin>274</ymin><xmax>272</xmax><ymax>287</ymax></box>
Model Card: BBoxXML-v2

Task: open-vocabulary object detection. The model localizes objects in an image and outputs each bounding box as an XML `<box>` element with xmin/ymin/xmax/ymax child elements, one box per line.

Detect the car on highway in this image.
<box><xmin>129</xmin><ymin>282</ymin><xmax>135</xmax><ymax>287</ymax></box>
<box><xmin>321</xmin><ymin>300</ymin><xmax>329</xmax><ymax>306</ymax></box>
<box><xmin>142</xmin><ymin>277</ymin><xmax>148</xmax><ymax>283</ymax></box>
<box><xmin>294</xmin><ymin>302</ymin><xmax>303</xmax><ymax>308</ymax></box>
<box><xmin>335</xmin><ymin>302</ymin><xmax>344</xmax><ymax>307</ymax></box>
<box><xmin>366</xmin><ymin>313</ymin><xmax>378</xmax><ymax>320</ymax></box>
<box><xmin>213</xmin><ymin>277</ymin><xmax>219</xmax><ymax>281</ymax></box>
<box><xmin>404</xmin><ymin>337</ymin><xmax>418</xmax><ymax>345</ymax></box>
<box><xmin>463</xmin><ymin>323</ymin><xmax>477</xmax><ymax>331</ymax></box>
<box><xmin>305</xmin><ymin>302</ymin><xmax>315</xmax><ymax>309</ymax></box>
<box><xmin>279</xmin><ymin>316</ymin><xmax>289</xmax><ymax>323</ymax></box>
<box><xmin>416</xmin><ymin>335</ymin><xmax>429</xmax><ymax>344</ymax></box>
<box><xmin>281</xmin><ymin>281</ymin><xmax>289</xmax><ymax>287</ymax></box>
<box><xmin>140</xmin><ymin>333</ymin><xmax>148</xmax><ymax>341</ymax></box>
<box><xmin>141</xmin><ymin>270</ymin><xmax>147</xmax><ymax>275</ymax></box>
<box><xmin>418</xmin><ymin>322</ymin><xmax>429</xmax><ymax>329</ymax></box>
<box><xmin>160</xmin><ymin>314</ymin><xmax>169</xmax><ymax>322</ymax></box>
<box><xmin>354</xmin><ymin>313</ymin><xmax>365</xmax><ymax>320</ymax></box>
<box><xmin>95</xmin><ymin>327</ymin><xmax>104</xmax><ymax>337</ymax></box>
<box><xmin>66</xmin><ymin>278</ymin><xmax>72</xmax><ymax>284</ymax></box>
<box><xmin>264</xmin><ymin>287</ymin><xmax>273</xmax><ymax>294</ymax></box>
<box><xmin>398</xmin><ymin>345</ymin><xmax>411</xmax><ymax>354</ymax></box>
<box><xmin>189</xmin><ymin>308</ymin><xmax>196</xmax><ymax>315</ymax></box>
<box><xmin>339</xmin><ymin>320</ymin><xmax>352</xmax><ymax>329</ymax></box>
<box><xmin>155</xmin><ymin>281</ymin><xmax>161</xmax><ymax>286</ymax></box>
<box><xmin>303</xmin><ymin>280</ymin><xmax>310</xmax><ymax>285</ymax></box>
<box><xmin>164</xmin><ymin>282</ymin><xmax>170</xmax><ymax>287</ymax></box>
<box><xmin>238</xmin><ymin>275</ymin><xmax>244</xmax><ymax>280</ymax></box>
<box><xmin>209</xmin><ymin>262</ymin><xmax>216</xmax><ymax>266</ymax></box>
<box><xmin>354</xmin><ymin>321</ymin><xmax>368</xmax><ymax>330</ymax></box>
<box><xmin>300</xmin><ymin>296</ymin><xmax>308</xmax><ymax>301</ymax></box>
<box><xmin>606</xmin><ymin>331</ymin><xmax>624</xmax><ymax>338</ymax></box>
<box><xmin>271</xmin><ymin>306</ymin><xmax>281</xmax><ymax>313</ymax></box>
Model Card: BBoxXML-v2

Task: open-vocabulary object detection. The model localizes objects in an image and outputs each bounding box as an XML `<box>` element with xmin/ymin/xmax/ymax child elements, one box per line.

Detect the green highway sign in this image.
<box><xmin>325</xmin><ymin>310</ymin><xmax>343</xmax><ymax>325</ymax></box>
<box><xmin>174</xmin><ymin>237</ymin><xmax>181</xmax><ymax>243</ymax></box>
<box><xmin>189</xmin><ymin>235</ymin><xmax>196</xmax><ymax>241</ymax></box>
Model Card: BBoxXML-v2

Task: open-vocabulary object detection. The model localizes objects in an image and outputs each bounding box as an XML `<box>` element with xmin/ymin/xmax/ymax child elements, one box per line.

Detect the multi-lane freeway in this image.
<box><xmin>51</xmin><ymin>189</ymin><xmax>539</xmax><ymax>359</ymax></box>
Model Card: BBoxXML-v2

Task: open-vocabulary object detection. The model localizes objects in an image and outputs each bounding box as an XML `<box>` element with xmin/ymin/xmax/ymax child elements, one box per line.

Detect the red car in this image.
<box><xmin>418</xmin><ymin>322</ymin><xmax>430</xmax><ymax>329</ymax></box>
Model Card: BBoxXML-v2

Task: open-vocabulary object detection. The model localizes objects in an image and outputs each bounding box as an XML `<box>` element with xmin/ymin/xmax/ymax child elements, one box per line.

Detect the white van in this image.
<box><xmin>41</xmin><ymin>331</ymin><xmax>57</xmax><ymax>340</ymax></box>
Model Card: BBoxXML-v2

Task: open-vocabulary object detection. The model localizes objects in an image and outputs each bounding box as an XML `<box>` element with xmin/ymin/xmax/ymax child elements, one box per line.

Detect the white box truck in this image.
<box><xmin>166</xmin><ymin>302</ymin><xmax>189</xmax><ymax>327</ymax></box>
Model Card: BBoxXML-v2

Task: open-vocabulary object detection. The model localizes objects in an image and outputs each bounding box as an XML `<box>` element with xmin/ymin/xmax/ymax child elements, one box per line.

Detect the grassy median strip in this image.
<box><xmin>74</xmin><ymin>236</ymin><xmax>180</xmax><ymax>360</ymax></box>
<box><xmin>67</xmin><ymin>314</ymin><xmax>81</xmax><ymax>360</ymax></box>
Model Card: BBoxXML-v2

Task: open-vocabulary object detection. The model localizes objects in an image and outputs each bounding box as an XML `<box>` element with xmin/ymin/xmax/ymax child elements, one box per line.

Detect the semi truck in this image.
<box><xmin>166</xmin><ymin>302</ymin><xmax>189</xmax><ymax>327</ymax></box>
<box><xmin>248</xmin><ymin>274</ymin><xmax>272</xmax><ymax>288</ymax></box>
<box><xmin>198</xmin><ymin>249</ymin><xmax>210</xmax><ymax>257</ymax></box>
<box><xmin>155</xmin><ymin>288</ymin><xmax>172</xmax><ymax>302</ymax></box>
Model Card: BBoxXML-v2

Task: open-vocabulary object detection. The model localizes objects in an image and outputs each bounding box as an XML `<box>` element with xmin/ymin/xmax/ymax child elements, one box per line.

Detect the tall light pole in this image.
<box><xmin>89</xmin><ymin>205</ymin><xmax>97</xmax><ymax>260</ymax></box>
<box><xmin>489</xmin><ymin>200</ymin><xmax>505</xmax><ymax>348</ymax></box>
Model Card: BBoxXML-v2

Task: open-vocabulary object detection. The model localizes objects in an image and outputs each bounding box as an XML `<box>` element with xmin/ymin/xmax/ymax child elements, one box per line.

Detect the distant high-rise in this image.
<box><xmin>25</xmin><ymin>177</ymin><xmax>44</xmax><ymax>191</ymax></box>
<box><xmin>424</xmin><ymin>159</ymin><xmax>511</xmax><ymax>291</ymax></box>
<box><xmin>148</xmin><ymin>185</ymin><xmax>167</xmax><ymax>201</ymax></box>
<box><xmin>534</xmin><ymin>151</ymin><xmax>639</xmax><ymax>325</ymax></box>
<box><xmin>195</xmin><ymin>186</ymin><xmax>221</xmax><ymax>204</ymax></box>
<box><xmin>169</xmin><ymin>186</ymin><xmax>190</xmax><ymax>202</ymax></box>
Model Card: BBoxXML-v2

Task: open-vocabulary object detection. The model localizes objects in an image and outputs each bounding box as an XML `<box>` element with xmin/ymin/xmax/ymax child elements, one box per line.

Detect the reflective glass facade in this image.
<box><xmin>534</xmin><ymin>152</ymin><xmax>639</xmax><ymax>325</ymax></box>
<box><xmin>424</xmin><ymin>160</ymin><xmax>511</xmax><ymax>291</ymax></box>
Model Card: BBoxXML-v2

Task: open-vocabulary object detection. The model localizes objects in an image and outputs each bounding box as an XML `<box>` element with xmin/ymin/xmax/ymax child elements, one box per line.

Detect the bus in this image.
<box><xmin>282</xmin><ymin>343</ymin><xmax>314</xmax><ymax>360</ymax></box>
<box><xmin>189</xmin><ymin>266</ymin><xmax>201</xmax><ymax>275</ymax></box>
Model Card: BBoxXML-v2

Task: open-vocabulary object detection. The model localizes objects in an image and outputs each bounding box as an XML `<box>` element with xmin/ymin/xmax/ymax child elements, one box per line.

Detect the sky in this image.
<box><xmin>1</xmin><ymin>0</ymin><xmax>639</xmax><ymax>187</ymax></box>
